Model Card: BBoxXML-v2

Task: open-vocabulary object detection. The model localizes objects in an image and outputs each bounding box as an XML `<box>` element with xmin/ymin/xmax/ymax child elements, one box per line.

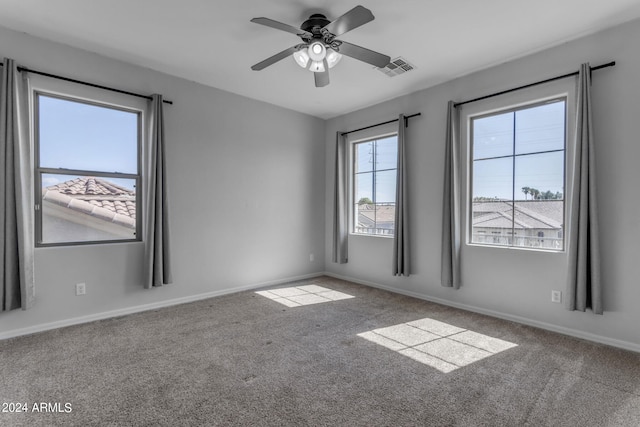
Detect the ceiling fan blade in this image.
<box><xmin>323</xmin><ymin>5</ymin><xmax>375</xmax><ymax>37</ymax></box>
<box><xmin>250</xmin><ymin>17</ymin><xmax>312</xmax><ymax>38</ymax></box>
<box><xmin>251</xmin><ymin>45</ymin><xmax>300</xmax><ymax>71</ymax></box>
<box><xmin>314</xmin><ymin>60</ymin><xmax>330</xmax><ymax>87</ymax></box>
<box><xmin>336</xmin><ymin>41</ymin><xmax>390</xmax><ymax>68</ymax></box>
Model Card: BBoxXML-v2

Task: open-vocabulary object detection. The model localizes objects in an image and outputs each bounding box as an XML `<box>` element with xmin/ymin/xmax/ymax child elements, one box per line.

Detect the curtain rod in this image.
<box><xmin>454</xmin><ymin>61</ymin><xmax>615</xmax><ymax>108</ymax></box>
<box><xmin>341</xmin><ymin>112</ymin><xmax>421</xmax><ymax>136</ymax></box>
<box><xmin>0</xmin><ymin>61</ymin><xmax>173</xmax><ymax>105</ymax></box>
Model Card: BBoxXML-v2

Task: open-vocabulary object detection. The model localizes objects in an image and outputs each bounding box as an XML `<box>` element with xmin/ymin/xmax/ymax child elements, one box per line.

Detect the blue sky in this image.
<box><xmin>472</xmin><ymin>100</ymin><xmax>565</xmax><ymax>200</ymax></box>
<box><xmin>353</xmin><ymin>100</ymin><xmax>565</xmax><ymax>206</ymax></box>
<box><xmin>39</xmin><ymin>95</ymin><xmax>138</xmax><ymax>190</ymax></box>
<box><xmin>355</xmin><ymin>135</ymin><xmax>397</xmax><ymax>204</ymax></box>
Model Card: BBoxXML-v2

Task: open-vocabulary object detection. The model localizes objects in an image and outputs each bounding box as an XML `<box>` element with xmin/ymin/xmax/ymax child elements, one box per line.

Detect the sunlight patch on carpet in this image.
<box><xmin>256</xmin><ymin>285</ymin><xmax>354</xmax><ymax>307</ymax></box>
<box><xmin>358</xmin><ymin>318</ymin><xmax>517</xmax><ymax>373</ymax></box>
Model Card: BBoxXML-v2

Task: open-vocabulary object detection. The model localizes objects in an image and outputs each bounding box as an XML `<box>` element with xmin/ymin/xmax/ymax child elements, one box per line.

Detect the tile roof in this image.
<box><xmin>355</xmin><ymin>201</ymin><xmax>562</xmax><ymax>230</ymax></box>
<box><xmin>43</xmin><ymin>177</ymin><xmax>136</xmax><ymax>229</ymax></box>
<box><xmin>473</xmin><ymin>200</ymin><xmax>563</xmax><ymax>230</ymax></box>
<box><xmin>357</xmin><ymin>204</ymin><xmax>396</xmax><ymax>224</ymax></box>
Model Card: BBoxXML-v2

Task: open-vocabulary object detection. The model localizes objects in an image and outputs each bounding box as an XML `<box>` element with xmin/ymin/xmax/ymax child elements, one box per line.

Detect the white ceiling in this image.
<box><xmin>1</xmin><ymin>0</ymin><xmax>640</xmax><ymax>119</ymax></box>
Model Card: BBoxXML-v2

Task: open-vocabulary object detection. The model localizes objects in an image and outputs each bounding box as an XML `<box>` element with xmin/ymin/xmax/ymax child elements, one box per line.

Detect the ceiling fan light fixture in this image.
<box><xmin>326</xmin><ymin>49</ymin><xmax>342</xmax><ymax>69</ymax></box>
<box><xmin>293</xmin><ymin>49</ymin><xmax>310</xmax><ymax>68</ymax></box>
<box><xmin>307</xmin><ymin>41</ymin><xmax>326</xmax><ymax>62</ymax></box>
<box><xmin>309</xmin><ymin>60</ymin><xmax>326</xmax><ymax>73</ymax></box>
<box><xmin>293</xmin><ymin>43</ymin><xmax>335</xmax><ymax>73</ymax></box>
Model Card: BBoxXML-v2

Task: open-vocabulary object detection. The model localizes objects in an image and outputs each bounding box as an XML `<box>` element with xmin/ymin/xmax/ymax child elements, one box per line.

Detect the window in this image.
<box><xmin>352</xmin><ymin>135</ymin><xmax>397</xmax><ymax>236</ymax></box>
<box><xmin>470</xmin><ymin>98</ymin><xmax>566</xmax><ymax>250</ymax></box>
<box><xmin>35</xmin><ymin>92</ymin><xmax>142</xmax><ymax>246</ymax></box>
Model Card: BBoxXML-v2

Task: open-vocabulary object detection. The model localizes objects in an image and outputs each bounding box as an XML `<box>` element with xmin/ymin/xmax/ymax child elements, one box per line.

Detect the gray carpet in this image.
<box><xmin>1</xmin><ymin>276</ymin><xmax>639</xmax><ymax>426</ymax></box>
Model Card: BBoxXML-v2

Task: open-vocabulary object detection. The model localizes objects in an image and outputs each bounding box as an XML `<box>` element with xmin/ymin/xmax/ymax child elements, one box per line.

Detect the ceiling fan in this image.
<box><xmin>250</xmin><ymin>5</ymin><xmax>391</xmax><ymax>87</ymax></box>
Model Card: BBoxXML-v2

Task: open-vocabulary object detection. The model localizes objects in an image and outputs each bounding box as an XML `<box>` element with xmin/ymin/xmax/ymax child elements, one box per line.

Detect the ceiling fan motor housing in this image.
<box><xmin>300</xmin><ymin>13</ymin><xmax>331</xmax><ymax>36</ymax></box>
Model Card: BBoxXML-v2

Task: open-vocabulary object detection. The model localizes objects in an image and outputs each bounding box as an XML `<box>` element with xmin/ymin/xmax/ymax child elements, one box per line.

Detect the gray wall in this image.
<box><xmin>324</xmin><ymin>18</ymin><xmax>640</xmax><ymax>351</ymax></box>
<box><xmin>0</xmin><ymin>26</ymin><xmax>326</xmax><ymax>337</ymax></box>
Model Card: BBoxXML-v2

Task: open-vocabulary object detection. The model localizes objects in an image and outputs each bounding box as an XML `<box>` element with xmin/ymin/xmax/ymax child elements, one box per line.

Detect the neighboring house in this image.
<box><xmin>356</xmin><ymin>203</ymin><xmax>395</xmax><ymax>235</ymax></box>
<box><xmin>42</xmin><ymin>177</ymin><xmax>137</xmax><ymax>242</ymax></box>
<box><xmin>472</xmin><ymin>200</ymin><xmax>563</xmax><ymax>249</ymax></box>
<box><xmin>355</xmin><ymin>200</ymin><xmax>563</xmax><ymax>248</ymax></box>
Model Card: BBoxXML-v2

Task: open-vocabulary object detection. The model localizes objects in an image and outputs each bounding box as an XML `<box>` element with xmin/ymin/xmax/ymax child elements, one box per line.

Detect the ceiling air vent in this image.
<box><xmin>377</xmin><ymin>57</ymin><xmax>415</xmax><ymax>77</ymax></box>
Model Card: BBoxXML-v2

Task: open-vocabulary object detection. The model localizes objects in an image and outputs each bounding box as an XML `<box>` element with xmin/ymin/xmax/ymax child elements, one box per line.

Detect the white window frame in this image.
<box><xmin>30</xmin><ymin>75</ymin><xmax>147</xmax><ymax>247</ymax></box>
<box><xmin>460</xmin><ymin>79</ymin><xmax>576</xmax><ymax>253</ymax></box>
<box><xmin>349</xmin><ymin>130</ymin><xmax>398</xmax><ymax>238</ymax></box>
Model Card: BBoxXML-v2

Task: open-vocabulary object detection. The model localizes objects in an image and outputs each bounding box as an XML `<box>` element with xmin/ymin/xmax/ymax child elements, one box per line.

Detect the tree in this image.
<box><xmin>520</xmin><ymin>187</ymin><xmax>563</xmax><ymax>200</ymax></box>
<box><xmin>530</xmin><ymin>188</ymin><xmax>540</xmax><ymax>200</ymax></box>
<box><xmin>358</xmin><ymin>197</ymin><xmax>373</xmax><ymax>205</ymax></box>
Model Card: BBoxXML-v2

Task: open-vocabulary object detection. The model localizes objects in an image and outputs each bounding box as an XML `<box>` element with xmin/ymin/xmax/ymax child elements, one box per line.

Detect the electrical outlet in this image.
<box><xmin>551</xmin><ymin>290</ymin><xmax>562</xmax><ymax>304</ymax></box>
<box><xmin>76</xmin><ymin>283</ymin><xmax>86</xmax><ymax>296</ymax></box>
<box><xmin>309</xmin><ymin>253</ymin><xmax>315</xmax><ymax>262</ymax></box>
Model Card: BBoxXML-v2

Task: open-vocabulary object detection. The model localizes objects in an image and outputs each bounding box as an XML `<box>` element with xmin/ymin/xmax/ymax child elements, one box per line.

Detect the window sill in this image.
<box><xmin>466</xmin><ymin>242</ymin><xmax>565</xmax><ymax>254</ymax></box>
<box><xmin>350</xmin><ymin>232</ymin><xmax>394</xmax><ymax>239</ymax></box>
<box><xmin>35</xmin><ymin>240</ymin><xmax>143</xmax><ymax>249</ymax></box>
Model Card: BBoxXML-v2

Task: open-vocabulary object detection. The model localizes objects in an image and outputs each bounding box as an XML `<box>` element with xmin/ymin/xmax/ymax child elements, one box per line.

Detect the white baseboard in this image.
<box><xmin>5</xmin><ymin>270</ymin><xmax>639</xmax><ymax>354</ymax></box>
<box><xmin>324</xmin><ymin>271</ymin><xmax>640</xmax><ymax>354</ymax></box>
<box><xmin>0</xmin><ymin>272</ymin><xmax>324</xmax><ymax>340</ymax></box>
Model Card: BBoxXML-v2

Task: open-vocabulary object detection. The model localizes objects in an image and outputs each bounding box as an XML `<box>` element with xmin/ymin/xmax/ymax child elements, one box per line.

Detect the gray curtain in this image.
<box><xmin>441</xmin><ymin>101</ymin><xmax>461</xmax><ymax>288</ymax></box>
<box><xmin>144</xmin><ymin>94</ymin><xmax>173</xmax><ymax>288</ymax></box>
<box><xmin>393</xmin><ymin>115</ymin><xmax>409</xmax><ymax>276</ymax></box>
<box><xmin>332</xmin><ymin>131</ymin><xmax>348</xmax><ymax>264</ymax></box>
<box><xmin>565</xmin><ymin>63</ymin><xmax>602</xmax><ymax>314</ymax></box>
<box><xmin>1</xmin><ymin>58</ymin><xmax>35</xmax><ymax>310</ymax></box>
